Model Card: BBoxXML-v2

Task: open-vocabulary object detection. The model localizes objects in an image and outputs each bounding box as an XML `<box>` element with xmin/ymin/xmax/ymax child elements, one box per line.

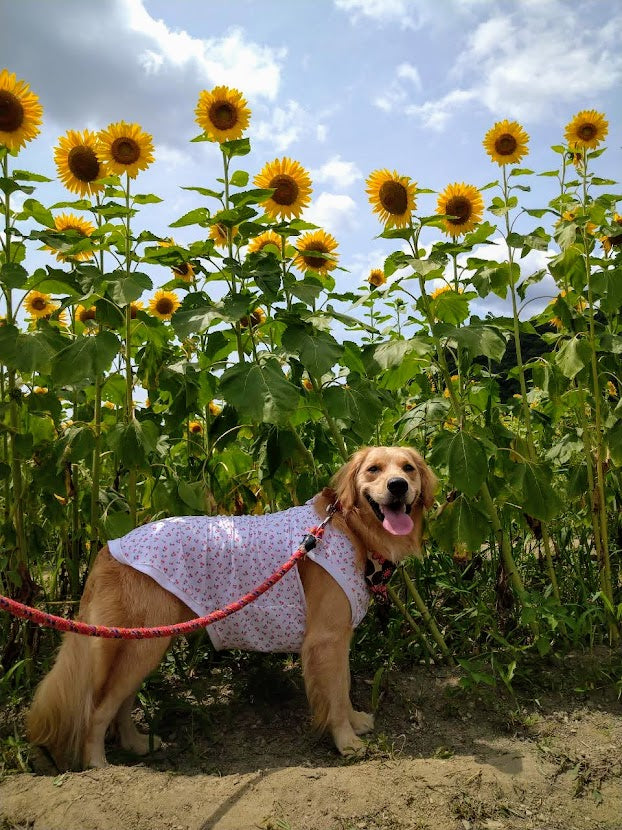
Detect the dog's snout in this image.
<box><xmin>387</xmin><ymin>477</ymin><xmax>408</xmax><ymax>497</ymax></box>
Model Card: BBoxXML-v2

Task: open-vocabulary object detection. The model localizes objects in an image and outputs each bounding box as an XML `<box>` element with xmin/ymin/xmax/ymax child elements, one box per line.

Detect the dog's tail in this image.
<box><xmin>27</xmin><ymin>631</ymin><xmax>93</xmax><ymax>770</ymax></box>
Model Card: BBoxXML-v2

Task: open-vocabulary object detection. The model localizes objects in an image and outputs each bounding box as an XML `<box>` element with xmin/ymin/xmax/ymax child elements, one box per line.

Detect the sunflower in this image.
<box><xmin>436</xmin><ymin>182</ymin><xmax>484</xmax><ymax>237</ymax></box>
<box><xmin>240</xmin><ymin>307</ymin><xmax>266</xmax><ymax>329</ymax></box>
<box><xmin>209</xmin><ymin>223</ymin><xmax>240</xmax><ymax>249</ymax></box>
<box><xmin>254</xmin><ymin>157</ymin><xmax>312</xmax><ymax>220</ymax></box>
<box><xmin>564</xmin><ymin>109</ymin><xmax>608</xmax><ymax>150</ymax></box>
<box><xmin>302</xmin><ymin>378</ymin><xmax>314</xmax><ymax>392</ymax></box>
<box><xmin>188</xmin><ymin>420</ymin><xmax>203</xmax><ymax>435</ymax></box>
<box><xmin>129</xmin><ymin>300</ymin><xmax>143</xmax><ymax>319</ymax></box>
<box><xmin>483</xmin><ymin>120</ymin><xmax>529</xmax><ymax>166</ymax></box>
<box><xmin>24</xmin><ymin>291</ymin><xmax>57</xmax><ymax>319</ymax></box>
<box><xmin>54</xmin><ymin>129</ymin><xmax>106</xmax><ymax>197</ymax></box>
<box><xmin>247</xmin><ymin>230</ymin><xmax>283</xmax><ymax>255</ymax></box>
<box><xmin>208</xmin><ymin>401</ymin><xmax>222</xmax><ymax>417</ymax></box>
<box><xmin>0</xmin><ymin>69</ymin><xmax>43</xmax><ymax>152</ymax></box>
<box><xmin>96</xmin><ymin>121</ymin><xmax>154</xmax><ymax>178</ymax></box>
<box><xmin>365</xmin><ymin>169</ymin><xmax>417</xmax><ymax>228</ymax></box>
<box><xmin>75</xmin><ymin>304</ymin><xmax>97</xmax><ymax>323</ymax></box>
<box><xmin>195</xmin><ymin>86</ymin><xmax>251</xmax><ymax>143</ymax></box>
<box><xmin>148</xmin><ymin>290</ymin><xmax>180</xmax><ymax>320</ymax></box>
<box><xmin>46</xmin><ymin>213</ymin><xmax>95</xmax><ymax>262</ymax></box>
<box><xmin>367</xmin><ymin>268</ymin><xmax>386</xmax><ymax>287</ymax></box>
<box><xmin>293</xmin><ymin>230</ymin><xmax>338</xmax><ymax>275</ymax></box>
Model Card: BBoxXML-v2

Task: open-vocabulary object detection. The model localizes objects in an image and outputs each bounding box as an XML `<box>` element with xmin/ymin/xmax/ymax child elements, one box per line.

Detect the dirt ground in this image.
<box><xmin>1</xmin><ymin>655</ymin><xmax>622</xmax><ymax>830</ymax></box>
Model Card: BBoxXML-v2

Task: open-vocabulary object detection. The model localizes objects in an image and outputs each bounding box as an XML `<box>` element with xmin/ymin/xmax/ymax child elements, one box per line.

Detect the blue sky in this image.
<box><xmin>2</xmin><ymin>0</ymin><xmax>621</xmax><ymax>319</ymax></box>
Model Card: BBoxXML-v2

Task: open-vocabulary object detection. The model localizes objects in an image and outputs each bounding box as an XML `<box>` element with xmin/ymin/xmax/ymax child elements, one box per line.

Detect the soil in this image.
<box><xmin>1</xmin><ymin>654</ymin><xmax>622</xmax><ymax>830</ymax></box>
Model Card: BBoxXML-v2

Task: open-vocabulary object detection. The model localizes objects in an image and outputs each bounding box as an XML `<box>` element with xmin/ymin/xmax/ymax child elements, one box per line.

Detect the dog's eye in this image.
<box><xmin>403</xmin><ymin>463</ymin><xmax>415</xmax><ymax>472</ymax></box>
<box><xmin>367</xmin><ymin>465</ymin><xmax>380</xmax><ymax>473</ymax></box>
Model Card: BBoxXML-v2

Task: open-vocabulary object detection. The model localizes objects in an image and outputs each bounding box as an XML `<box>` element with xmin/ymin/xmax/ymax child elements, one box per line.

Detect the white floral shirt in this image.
<box><xmin>107</xmin><ymin>501</ymin><xmax>369</xmax><ymax>652</ymax></box>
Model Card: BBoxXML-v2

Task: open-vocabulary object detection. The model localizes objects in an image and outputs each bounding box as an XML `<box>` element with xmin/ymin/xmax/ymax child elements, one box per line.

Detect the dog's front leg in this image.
<box><xmin>299</xmin><ymin>560</ymin><xmax>367</xmax><ymax>757</ymax></box>
<box><xmin>301</xmin><ymin>625</ymin><xmax>364</xmax><ymax>756</ymax></box>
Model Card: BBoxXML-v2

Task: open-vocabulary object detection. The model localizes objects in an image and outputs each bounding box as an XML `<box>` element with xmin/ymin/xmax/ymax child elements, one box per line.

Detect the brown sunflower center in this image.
<box><xmin>379</xmin><ymin>180</ymin><xmax>408</xmax><ymax>215</ymax></box>
<box><xmin>156</xmin><ymin>297</ymin><xmax>175</xmax><ymax>315</ymax></box>
<box><xmin>578</xmin><ymin>123</ymin><xmax>597</xmax><ymax>141</ymax></box>
<box><xmin>173</xmin><ymin>263</ymin><xmax>191</xmax><ymax>277</ymax></box>
<box><xmin>111</xmin><ymin>137</ymin><xmax>141</xmax><ymax>165</ymax></box>
<box><xmin>0</xmin><ymin>90</ymin><xmax>24</xmax><ymax>132</ymax></box>
<box><xmin>494</xmin><ymin>133</ymin><xmax>517</xmax><ymax>156</ymax></box>
<box><xmin>209</xmin><ymin>101</ymin><xmax>238</xmax><ymax>131</ymax></box>
<box><xmin>68</xmin><ymin>145</ymin><xmax>100</xmax><ymax>182</ymax></box>
<box><xmin>78</xmin><ymin>307</ymin><xmax>96</xmax><ymax>322</ymax></box>
<box><xmin>269</xmin><ymin>174</ymin><xmax>299</xmax><ymax>206</ymax></box>
<box><xmin>31</xmin><ymin>297</ymin><xmax>48</xmax><ymax>311</ymax></box>
<box><xmin>445</xmin><ymin>196</ymin><xmax>472</xmax><ymax>226</ymax></box>
<box><xmin>302</xmin><ymin>243</ymin><xmax>329</xmax><ymax>270</ymax></box>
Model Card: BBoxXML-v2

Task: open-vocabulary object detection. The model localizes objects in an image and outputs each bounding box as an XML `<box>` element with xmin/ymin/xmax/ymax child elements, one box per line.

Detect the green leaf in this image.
<box><xmin>169</xmin><ymin>207</ymin><xmax>211</xmax><ymax>228</ymax></box>
<box><xmin>21</xmin><ymin>198</ymin><xmax>54</xmax><ymax>227</ymax></box>
<box><xmin>13</xmin><ymin>331</ymin><xmax>62</xmax><ymax>374</ymax></box>
<box><xmin>281</xmin><ymin>325</ymin><xmax>344</xmax><ymax>377</ymax></box>
<box><xmin>447</xmin><ymin>432</ymin><xmax>487</xmax><ymax>496</ymax></box>
<box><xmin>607</xmin><ymin>419</ymin><xmax>622</xmax><ymax>467</ymax></box>
<box><xmin>1</xmin><ymin>262</ymin><xmax>28</xmax><ymax>289</ymax></box>
<box><xmin>555</xmin><ymin>336</ymin><xmax>591</xmax><ymax>379</ymax></box>
<box><xmin>220</xmin><ymin>138</ymin><xmax>251</xmax><ymax>158</ymax></box>
<box><xmin>61</xmin><ymin>425</ymin><xmax>96</xmax><ymax>462</ymax></box>
<box><xmin>51</xmin><ymin>331</ymin><xmax>121</xmax><ymax>384</ymax></box>
<box><xmin>230</xmin><ymin>170</ymin><xmax>249</xmax><ymax>188</ymax></box>
<box><xmin>519</xmin><ymin>463</ymin><xmax>562</xmax><ymax>521</ymax></box>
<box><xmin>219</xmin><ymin>359</ymin><xmax>300</xmax><ymax>424</ymax></box>
<box><xmin>13</xmin><ymin>169</ymin><xmax>53</xmax><ymax>182</ymax></box>
<box><xmin>178</xmin><ymin>480</ymin><xmax>207</xmax><ymax>512</ymax></box>
<box><xmin>431</xmin><ymin>494</ymin><xmax>490</xmax><ymax>553</ymax></box>
<box><xmin>429</xmin><ymin>290</ymin><xmax>471</xmax><ymax>324</ymax></box>
<box><xmin>132</xmin><ymin>193</ymin><xmax>163</xmax><ymax>204</ymax></box>
<box><xmin>107</xmin><ymin>270</ymin><xmax>152</xmax><ymax>305</ymax></box>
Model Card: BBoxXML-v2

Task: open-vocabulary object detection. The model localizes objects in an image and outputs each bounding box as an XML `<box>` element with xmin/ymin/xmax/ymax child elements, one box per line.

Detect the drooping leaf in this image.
<box><xmin>51</xmin><ymin>331</ymin><xmax>121</xmax><ymax>384</ymax></box>
<box><xmin>219</xmin><ymin>359</ymin><xmax>300</xmax><ymax>424</ymax></box>
<box><xmin>447</xmin><ymin>431</ymin><xmax>488</xmax><ymax>496</ymax></box>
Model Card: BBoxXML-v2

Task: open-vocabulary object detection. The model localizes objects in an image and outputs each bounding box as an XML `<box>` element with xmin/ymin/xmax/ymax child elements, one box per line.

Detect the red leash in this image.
<box><xmin>0</xmin><ymin>516</ymin><xmax>335</xmax><ymax>640</ymax></box>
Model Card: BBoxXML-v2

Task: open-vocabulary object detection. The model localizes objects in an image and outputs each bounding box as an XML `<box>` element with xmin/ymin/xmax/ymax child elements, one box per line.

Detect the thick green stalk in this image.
<box><xmin>2</xmin><ymin>155</ymin><xmax>27</xmax><ymax>574</ymax></box>
<box><xmin>400</xmin><ymin>568</ymin><xmax>455</xmax><ymax>665</ymax></box>
<box><xmin>123</xmin><ymin>174</ymin><xmax>136</xmax><ymax>527</ymax></box>
<box><xmin>386</xmin><ymin>584</ymin><xmax>437</xmax><ymax>662</ymax></box>
<box><xmin>501</xmin><ymin>167</ymin><xmax>561</xmax><ymax>607</ymax></box>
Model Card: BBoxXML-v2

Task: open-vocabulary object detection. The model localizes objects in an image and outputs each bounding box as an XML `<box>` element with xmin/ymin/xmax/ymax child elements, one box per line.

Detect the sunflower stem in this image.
<box><xmin>124</xmin><ymin>173</ymin><xmax>137</xmax><ymax>527</ymax></box>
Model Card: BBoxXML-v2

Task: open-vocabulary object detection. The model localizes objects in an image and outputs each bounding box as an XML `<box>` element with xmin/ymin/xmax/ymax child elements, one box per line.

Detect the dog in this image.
<box><xmin>27</xmin><ymin>446</ymin><xmax>436</xmax><ymax>769</ymax></box>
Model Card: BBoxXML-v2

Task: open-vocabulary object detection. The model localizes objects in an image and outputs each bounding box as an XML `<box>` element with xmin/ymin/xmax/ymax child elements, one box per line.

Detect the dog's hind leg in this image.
<box><xmin>83</xmin><ymin>637</ymin><xmax>171</xmax><ymax>768</ymax></box>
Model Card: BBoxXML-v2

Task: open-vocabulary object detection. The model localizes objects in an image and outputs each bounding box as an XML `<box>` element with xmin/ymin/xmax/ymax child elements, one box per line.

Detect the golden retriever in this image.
<box><xmin>27</xmin><ymin>446</ymin><xmax>436</xmax><ymax>769</ymax></box>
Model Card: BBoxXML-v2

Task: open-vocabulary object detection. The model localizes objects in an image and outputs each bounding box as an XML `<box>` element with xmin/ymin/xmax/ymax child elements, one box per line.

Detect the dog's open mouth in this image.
<box><xmin>365</xmin><ymin>494</ymin><xmax>414</xmax><ymax>536</ymax></box>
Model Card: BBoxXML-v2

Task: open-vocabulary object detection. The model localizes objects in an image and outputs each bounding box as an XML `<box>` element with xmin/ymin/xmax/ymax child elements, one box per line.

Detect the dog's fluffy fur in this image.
<box><xmin>27</xmin><ymin>446</ymin><xmax>436</xmax><ymax>769</ymax></box>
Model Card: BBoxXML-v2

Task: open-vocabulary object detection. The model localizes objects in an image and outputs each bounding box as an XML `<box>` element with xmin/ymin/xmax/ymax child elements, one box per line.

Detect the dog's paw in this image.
<box><xmin>122</xmin><ymin>732</ymin><xmax>162</xmax><ymax>756</ymax></box>
<box><xmin>350</xmin><ymin>710</ymin><xmax>374</xmax><ymax>735</ymax></box>
<box><xmin>338</xmin><ymin>735</ymin><xmax>367</xmax><ymax>758</ymax></box>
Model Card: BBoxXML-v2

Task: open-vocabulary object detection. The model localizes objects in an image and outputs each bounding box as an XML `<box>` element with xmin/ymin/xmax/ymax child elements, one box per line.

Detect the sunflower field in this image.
<box><xmin>0</xmin><ymin>70</ymin><xmax>621</xmax><ymax>705</ymax></box>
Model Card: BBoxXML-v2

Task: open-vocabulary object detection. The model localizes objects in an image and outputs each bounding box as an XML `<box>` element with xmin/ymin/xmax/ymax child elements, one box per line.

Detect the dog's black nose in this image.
<box><xmin>387</xmin><ymin>477</ymin><xmax>408</xmax><ymax>497</ymax></box>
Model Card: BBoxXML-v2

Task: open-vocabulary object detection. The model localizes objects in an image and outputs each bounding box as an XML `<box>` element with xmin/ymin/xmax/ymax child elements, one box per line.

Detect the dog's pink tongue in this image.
<box><xmin>382</xmin><ymin>509</ymin><xmax>413</xmax><ymax>536</ymax></box>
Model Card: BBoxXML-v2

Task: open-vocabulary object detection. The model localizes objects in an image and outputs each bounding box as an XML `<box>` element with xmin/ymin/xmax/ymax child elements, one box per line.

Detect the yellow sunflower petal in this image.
<box><xmin>0</xmin><ymin>69</ymin><xmax>43</xmax><ymax>152</ymax></box>
<box><xmin>483</xmin><ymin>120</ymin><xmax>529</xmax><ymax>166</ymax></box>
<box><xmin>195</xmin><ymin>85</ymin><xmax>251</xmax><ymax>143</ymax></box>
<box><xmin>96</xmin><ymin>121</ymin><xmax>154</xmax><ymax>178</ymax></box>
<box><xmin>367</xmin><ymin>268</ymin><xmax>386</xmax><ymax>287</ymax></box>
<box><xmin>564</xmin><ymin>109</ymin><xmax>608</xmax><ymax>150</ymax></box>
<box><xmin>247</xmin><ymin>230</ymin><xmax>283</xmax><ymax>255</ymax></box>
<box><xmin>24</xmin><ymin>291</ymin><xmax>57</xmax><ymax>319</ymax></box>
<box><xmin>148</xmin><ymin>290</ymin><xmax>180</xmax><ymax>320</ymax></box>
<box><xmin>254</xmin><ymin>157</ymin><xmax>312</xmax><ymax>220</ymax></box>
<box><xmin>293</xmin><ymin>229</ymin><xmax>339</xmax><ymax>275</ymax></box>
<box><xmin>54</xmin><ymin>129</ymin><xmax>107</xmax><ymax>197</ymax></box>
<box><xmin>436</xmin><ymin>182</ymin><xmax>484</xmax><ymax>237</ymax></box>
<box><xmin>365</xmin><ymin>169</ymin><xmax>417</xmax><ymax>228</ymax></box>
<box><xmin>45</xmin><ymin>213</ymin><xmax>95</xmax><ymax>262</ymax></box>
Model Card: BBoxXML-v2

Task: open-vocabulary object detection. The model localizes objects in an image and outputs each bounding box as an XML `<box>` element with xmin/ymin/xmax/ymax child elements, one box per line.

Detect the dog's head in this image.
<box><xmin>329</xmin><ymin>446</ymin><xmax>437</xmax><ymax>559</ymax></box>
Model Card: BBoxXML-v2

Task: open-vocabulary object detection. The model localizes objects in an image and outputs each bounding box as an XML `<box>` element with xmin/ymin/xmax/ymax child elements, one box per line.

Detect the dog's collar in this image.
<box><xmin>364</xmin><ymin>552</ymin><xmax>396</xmax><ymax>602</ymax></box>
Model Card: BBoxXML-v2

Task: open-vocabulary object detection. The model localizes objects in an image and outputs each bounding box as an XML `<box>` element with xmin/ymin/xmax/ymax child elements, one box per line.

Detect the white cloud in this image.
<box><xmin>304</xmin><ymin>193</ymin><xmax>359</xmax><ymax>235</ymax></box>
<box><xmin>1</xmin><ymin>0</ymin><xmax>285</xmax><ymax>143</ymax></box>
<box><xmin>312</xmin><ymin>156</ymin><xmax>363</xmax><ymax>189</ymax></box>
<box><xmin>397</xmin><ymin>62</ymin><xmax>422</xmax><ymax>90</ymax></box>
<box><xmin>253</xmin><ymin>100</ymin><xmax>326</xmax><ymax>153</ymax></box>
<box><xmin>375</xmin><ymin>2</ymin><xmax>622</xmax><ymax>128</ymax></box>
<box><xmin>334</xmin><ymin>0</ymin><xmax>421</xmax><ymax>28</ymax></box>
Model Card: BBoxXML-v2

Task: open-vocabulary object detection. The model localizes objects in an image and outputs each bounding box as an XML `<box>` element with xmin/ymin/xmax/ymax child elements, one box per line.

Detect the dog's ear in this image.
<box><xmin>331</xmin><ymin>448</ymin><xmax>370</xmax><ymax>512</ymax></box>
<box><xmin>410</xmin><ymin>449</ymin><xmax>437</xmax><ymax>508</ymax></box>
